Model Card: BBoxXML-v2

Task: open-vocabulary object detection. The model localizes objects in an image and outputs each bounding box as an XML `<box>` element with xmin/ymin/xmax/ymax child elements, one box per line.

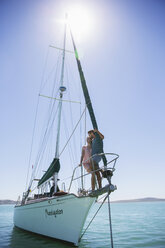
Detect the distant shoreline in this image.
<box><xmin>0</xmin><ymin>200</ymin><xmax>16</xmax><ymax>205</ymax></box>
<box><xmin>111</xmin><ymin>197</ymin><xmax>165</xmax><ymax>203</ymax></box>
<box><xmin>0</xmin><ymin>197</ymin><xmax>165</xmax><ymax>205</ymax></box>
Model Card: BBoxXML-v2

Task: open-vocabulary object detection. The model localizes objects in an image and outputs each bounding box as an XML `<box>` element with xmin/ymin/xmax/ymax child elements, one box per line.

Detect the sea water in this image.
<box><xmin>0</xmin><ymin>202</ymin><xmax>165</xmax><ymax>248</ymax></box>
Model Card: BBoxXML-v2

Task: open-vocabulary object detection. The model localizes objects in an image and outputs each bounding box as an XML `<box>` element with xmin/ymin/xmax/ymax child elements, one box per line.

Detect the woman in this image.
<box><xmin>79</xmin><ymin>137</ymin><xmax>92</xmax><ymax>173</ymax></box>
<box><xmin>80</xmin><ymin>136</ymin><xmax>102</xmax><ymax>190</ymax></box>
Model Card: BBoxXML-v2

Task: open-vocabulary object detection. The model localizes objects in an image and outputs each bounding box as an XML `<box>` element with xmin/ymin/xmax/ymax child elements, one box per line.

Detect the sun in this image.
<box><xmin>66</xmin><ymin>4</ymin><xmax>94</xmax><ymax>41</ymax></box>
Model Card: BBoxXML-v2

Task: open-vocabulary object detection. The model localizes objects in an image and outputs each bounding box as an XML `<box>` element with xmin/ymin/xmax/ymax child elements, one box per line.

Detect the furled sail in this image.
<box><xmin>70</xmin><ymin>31</ymin><xmax>107</xmax><ymax>166</ymax></box>
<box><xmin>38</xmin><ymin>158</ymin><xmax>60</xmax><ymax>187</ymax></box>
<box><xmin>70</xmin><ymin>32</ymin><xmax>98</xmax><ymax>130</ymax></box>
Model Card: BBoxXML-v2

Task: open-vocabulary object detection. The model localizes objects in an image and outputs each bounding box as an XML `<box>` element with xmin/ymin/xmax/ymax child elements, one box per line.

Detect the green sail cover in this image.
<box><xmin>70</xmin><ymin>31</ymin><xmax>107</xmax><ymax>166</ymax></box>
<box><xmin>71</xmin><ymin>34</ymin><xmax>98</xmax><ymax>130</ymax></box>
<box><xmin>38</xmin><ymin>158</ymin><xmax>60</xmax><ymax>187</ymax></box>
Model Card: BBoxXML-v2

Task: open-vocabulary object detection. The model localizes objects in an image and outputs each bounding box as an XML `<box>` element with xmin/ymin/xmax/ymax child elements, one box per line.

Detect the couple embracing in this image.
<box><xmin>79</xmin><ymin>129</ymin><xmax>104</xmax><ymax>191</ymax></box>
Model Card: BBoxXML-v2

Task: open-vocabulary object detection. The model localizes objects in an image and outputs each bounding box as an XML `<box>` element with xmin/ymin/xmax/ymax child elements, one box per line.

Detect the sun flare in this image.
<box><xmin>66</xmin><ymin>4</ymin><xmax>94</xmax><ymax>41</ymax></box>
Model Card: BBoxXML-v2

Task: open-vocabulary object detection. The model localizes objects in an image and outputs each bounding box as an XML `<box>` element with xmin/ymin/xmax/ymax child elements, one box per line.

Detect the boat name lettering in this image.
<box><xmin>45</xmin><ymin>209</ymin><xmax>63</xmax><ymax>218</ymax></box>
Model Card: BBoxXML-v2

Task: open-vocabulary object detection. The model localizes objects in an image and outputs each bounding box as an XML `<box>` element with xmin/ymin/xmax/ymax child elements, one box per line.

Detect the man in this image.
<box><xmin>88</xmin><ymin>129</ymin><xmax>105</xmax><ymax>189</ymax></box>
<box><xmin>50</xmin><ymin>180</ymin><xmax>60</xmax><ymax>197</ymax></box>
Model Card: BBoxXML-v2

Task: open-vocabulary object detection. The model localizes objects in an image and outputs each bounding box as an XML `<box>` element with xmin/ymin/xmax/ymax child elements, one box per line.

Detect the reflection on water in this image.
<box><xmin>10</xmin><ymin>227</ymin><xmax>75</xmax><ymax>248</ymax></box>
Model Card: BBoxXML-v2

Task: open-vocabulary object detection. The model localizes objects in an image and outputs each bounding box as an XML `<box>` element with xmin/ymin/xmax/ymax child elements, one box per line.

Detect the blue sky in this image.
<box><xmin>0</xmin><ymin>0</ymin><xmax>165</xmax><ymax>201</ymax></box>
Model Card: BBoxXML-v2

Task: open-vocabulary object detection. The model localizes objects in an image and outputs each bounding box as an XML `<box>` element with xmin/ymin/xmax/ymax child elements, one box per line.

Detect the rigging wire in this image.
<box><xmin>25</xmin><ymin>94</ymin><xmax>40</xmax><ymax>191</ymax></box>
<box><xmin>28</xmin><ymin>50</ymin><xmax>61</xmax><ymax>186</ymax></box>
<box><xmin>35</xmin><ymin>51</ymin><xmax>61</xmax><ymax>162</ymax></box>
<box><xmin>40</xmin><ymin>53</ymin><xmax>61</xmax><ymax>93</ymax></box>
<box><xmin>34</xmin><ymin>91</ymin><xmax>58</xmax><ymax>170</ymax></box>
<box><xmin>80</xmin><ymin>101</ymin><xmax>84</xmax><ymax>189</ymax></box>
<box><xmin>35</xmin><ymin>102</ymin><xmax>59</xmax><ymax>179</ymax></box>
<box><xmin>65</xmin><ymin>58</ymin><xmax>79</xmax><ymax>163</ymax></box>
<box><xmin>83</xmin><ymin>106</ymin><xmax>87</xmax><ymax>188</ymax></box>
<box><xmin>62</xmin><ymin>111</ymin><xmax>80</xmax><ymax>190</ymax></box>
<box><xmin>79</xmin><ymin>193</ymin><xmax>109</xmax><ymax>242</ymax></box>
<box><xmin>25</xmin><ymin>46</ymin><xmax>50</xmax><ymax>190</ymax></box>
<box><xmin>79</xmin><ymin>192</ymin><xmax>114</xmax><ymax>248</ymax></box>
<box><xmin>59</xmin><ymin>105</ymin><xmax>87</xmax><ymax>157</ymax></box>
<box><xmin>62</xmin><ymin>111</ymin><xmax>76</xmax><ymax>167</ymax></box>
<box><xmin>65</xmin><ymin>54</ymin><xmax>85</xmax><ymax>189</ymax></box>
<box><xmin>34</xmin><ymin>52</ymin><xmax>61</xmax><ymax>164</ymax></box>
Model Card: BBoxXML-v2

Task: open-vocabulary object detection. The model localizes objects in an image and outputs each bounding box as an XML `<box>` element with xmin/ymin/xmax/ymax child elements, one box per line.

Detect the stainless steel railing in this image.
<box><xmin>68</xmin><ymin>152</ymin><xmax>119</xmax><ymax>193</ymax></box>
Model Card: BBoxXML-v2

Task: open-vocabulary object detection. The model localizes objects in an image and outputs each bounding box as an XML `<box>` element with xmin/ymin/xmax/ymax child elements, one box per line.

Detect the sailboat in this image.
<box><xmin>14</xmin><ymin>17</ymin><xmax>119</xmax><ymax>246</ymax></box>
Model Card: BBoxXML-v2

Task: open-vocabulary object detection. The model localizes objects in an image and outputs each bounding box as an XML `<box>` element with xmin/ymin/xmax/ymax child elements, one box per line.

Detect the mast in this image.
<box><xmin>37</xmin><ymin>16</ymin><xmax>67</xmax><ymax>189</ymax></box>
<box><xmin>55</xmin><ymin>16</ymin><xmax>67</xmax><ymax>158</ymax></box>
<box><xmin>51</xmin><ymin>15</ymin><xmax>67</xmax><ymax>192</ymax></box>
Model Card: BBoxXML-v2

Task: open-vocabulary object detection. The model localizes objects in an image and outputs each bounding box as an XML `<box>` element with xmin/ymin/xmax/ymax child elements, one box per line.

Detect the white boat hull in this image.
<box><xmin>14</xmin><ymin>194</ymin><xmax>95</xmax><ymax>246</ymax></box>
